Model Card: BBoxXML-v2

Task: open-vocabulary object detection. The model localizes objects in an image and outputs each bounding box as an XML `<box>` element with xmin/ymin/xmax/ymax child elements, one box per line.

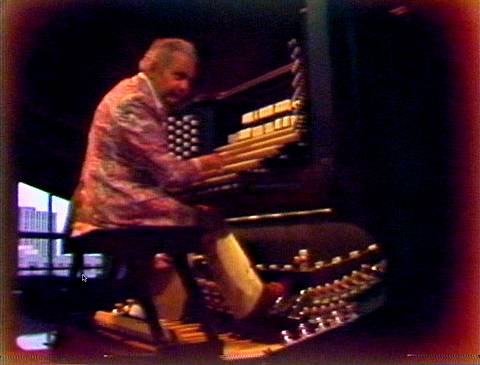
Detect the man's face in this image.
<box><xmin>149</xmin><ymin>51</ymin><xmax>196</xmax><ymax>111</ymax></box>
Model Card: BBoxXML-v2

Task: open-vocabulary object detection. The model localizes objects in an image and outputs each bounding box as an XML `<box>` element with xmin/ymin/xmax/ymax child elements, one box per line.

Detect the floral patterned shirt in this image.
<box><xmin>71</xmin><ymin>73</ymin><xmax>206</xmax><ymax>236</ymax></box>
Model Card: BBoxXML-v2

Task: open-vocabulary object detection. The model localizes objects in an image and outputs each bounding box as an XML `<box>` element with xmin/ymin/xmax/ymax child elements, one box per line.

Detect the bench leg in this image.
<box><xmin>127</xmin><ymin>257</ymin><xmax>175</xmax><ymax>348</ymax></box>
<box><xmin>171</xmin><ymin>253</ymin><xmax>221</xmax><ymax>342</ymax></box>
<box><xmin>69</xmin><ymin>250</ymin><xmax>83</xmax><ymax>281</ymax></box>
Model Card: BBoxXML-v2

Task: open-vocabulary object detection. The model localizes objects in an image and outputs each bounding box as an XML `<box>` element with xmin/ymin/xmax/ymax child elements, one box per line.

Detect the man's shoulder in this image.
<box><xmin>107</xmin><ymin>74</ymin><xmax>154</xmax><ymax>108</ymax></box>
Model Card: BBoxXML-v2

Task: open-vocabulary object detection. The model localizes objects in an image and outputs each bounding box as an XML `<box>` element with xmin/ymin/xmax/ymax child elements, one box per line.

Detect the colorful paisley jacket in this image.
<box><xmin>71</xmin><ymin>73</ymin><xmax>205</xmax><ymax>236</ymax></box>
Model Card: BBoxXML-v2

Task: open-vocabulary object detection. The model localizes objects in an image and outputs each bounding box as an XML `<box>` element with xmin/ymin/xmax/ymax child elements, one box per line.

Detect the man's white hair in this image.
<box><xmin>139</xmin><ymin>38</ymin><xmax>197</xmax><ymax>72</ymax></box>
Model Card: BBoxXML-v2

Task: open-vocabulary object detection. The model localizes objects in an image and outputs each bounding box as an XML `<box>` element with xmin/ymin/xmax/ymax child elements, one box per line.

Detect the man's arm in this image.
<box><xmin>113</xmin><ymin>94</ymin><xmax>223</xmax><ymax>189</ymax></box>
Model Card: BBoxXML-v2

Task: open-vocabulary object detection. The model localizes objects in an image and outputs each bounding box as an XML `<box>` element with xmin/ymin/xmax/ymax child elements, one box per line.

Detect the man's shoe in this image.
<box><xmin>245</xmin><ymin>282</ymin><xmax>288</xmax><ymax>319</ymax></box>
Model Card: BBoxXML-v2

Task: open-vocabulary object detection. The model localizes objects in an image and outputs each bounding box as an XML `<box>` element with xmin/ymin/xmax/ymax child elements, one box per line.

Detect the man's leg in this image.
<box><xmin>201</xmin><ymin>231</ymin><xmax>284</xmax><ymax>319</ymax></box>
<box><xmin>149</xmin><ymin>254</ymin><xmax>188</xmax><ymax>321</ymax></box>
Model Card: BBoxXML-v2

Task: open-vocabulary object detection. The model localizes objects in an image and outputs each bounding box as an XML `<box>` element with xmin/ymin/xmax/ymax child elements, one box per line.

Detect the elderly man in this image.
<box><xmin>71</xmin><ymin>38</ymin><xmax>284</xmax><ymax>321</ymax></box>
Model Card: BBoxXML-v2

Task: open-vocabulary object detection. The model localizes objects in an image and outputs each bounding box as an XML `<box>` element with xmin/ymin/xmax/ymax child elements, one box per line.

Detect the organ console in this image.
<box><xmin>93</xmin><ymin>19</ymin><xmax>389</xmax><ymax>359</ymax></box>
<box><xmin>90</xmin><ymin>0</ymin><xmax>475</xmax><ymax>360</ymax></box>
<box><xmin>168</xmin><ymin>35</ymin><xmax>329</xmax><ymax>218</ymax></box>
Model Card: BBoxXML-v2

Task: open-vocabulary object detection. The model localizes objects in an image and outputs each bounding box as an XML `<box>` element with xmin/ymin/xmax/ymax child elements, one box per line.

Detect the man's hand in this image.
<box><xmin>195</xmin><ymin>153</ymin><xmax>225</xmax><ymax>173</ymax></box>
<box><xmin>194</xmin><ymin>153</ymin><xmax>226</xmax><ymax>180</ymax></box>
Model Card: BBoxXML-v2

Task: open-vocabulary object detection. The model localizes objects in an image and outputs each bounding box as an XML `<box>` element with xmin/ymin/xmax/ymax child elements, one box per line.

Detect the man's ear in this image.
<box><xmin>148</xmin><ymin>61</ymin><xmax>162</xmax><ymax>76</ymax></box>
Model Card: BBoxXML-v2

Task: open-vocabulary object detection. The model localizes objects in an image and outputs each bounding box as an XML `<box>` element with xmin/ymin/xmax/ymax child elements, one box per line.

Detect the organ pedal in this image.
<box><xmin>92</xmin><ymin>242</ymin><xmax>387</xmax><ymax>360</ymax></box>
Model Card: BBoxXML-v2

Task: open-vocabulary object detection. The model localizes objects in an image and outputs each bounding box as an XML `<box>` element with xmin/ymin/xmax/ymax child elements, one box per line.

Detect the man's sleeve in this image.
<box><xmin>113</xmin><ymin>94</ymin><xmax>208</xmax><ymax>189</ymax></box>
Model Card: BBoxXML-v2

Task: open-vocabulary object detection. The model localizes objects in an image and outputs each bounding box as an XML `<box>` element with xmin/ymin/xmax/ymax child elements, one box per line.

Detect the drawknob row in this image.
<box><xmin>187</xmin><ymin>253</ymin><xmax>233</xmax><ymax>315</ymax></box>
<box><xmin>285</xmin><ymin>261</ymin><xmax>385</xmax><ymax>320</ymax></box>
<box><xmin>167</xmin><ymin>114</ymin><xmax>202</xmax><ymax>159</ymax></box>
<box><xmin>288</xmin><ymin>38</ymin><xmax>308</xmax><ymax>131</ymax></box>
<box><xmin>268</xmin><ymin>258</ymin><xmax>386</xmax><ymax>324</ymax></box>
<box><xmin>255</xmin><ymin>244</ymin><xmax>383</xmax><ymax>272</ymax></box>
<box><xmin>280</xmin><ymin>303</ymin><xmax>359</xmax><ymax>344</ymax></box>
<box><xmin>195</xmin><ymin>278</ymin><xmax>232</xmax><ymax>314</ymax></box>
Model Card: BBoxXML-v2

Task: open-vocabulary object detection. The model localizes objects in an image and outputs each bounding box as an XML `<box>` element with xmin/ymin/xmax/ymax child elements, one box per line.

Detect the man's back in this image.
<box><xmin>72</xmin><ymin>73</ymin><xmax>200</xmax><ymax>235</ymax></box>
